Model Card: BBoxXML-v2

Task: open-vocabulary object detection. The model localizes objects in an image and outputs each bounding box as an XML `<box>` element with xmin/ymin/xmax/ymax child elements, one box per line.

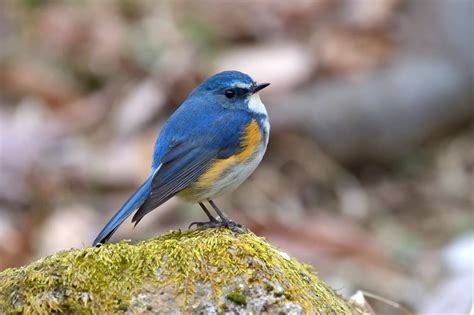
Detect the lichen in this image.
<box><xmin>0</xmin><ymin>228</ymin><xmax>363</xmax><ymax>314</ymax></box>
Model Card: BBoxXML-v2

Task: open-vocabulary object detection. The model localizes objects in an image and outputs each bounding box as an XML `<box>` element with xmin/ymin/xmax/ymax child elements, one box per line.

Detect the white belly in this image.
<box><xmin>202</xmin><ymin>143</ymin><xmax>267</xmax><ymax>199</ymax></box>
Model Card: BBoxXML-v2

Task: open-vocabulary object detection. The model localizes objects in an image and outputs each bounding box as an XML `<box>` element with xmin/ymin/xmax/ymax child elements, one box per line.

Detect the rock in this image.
<box><xmin>0</xmin><ymin>228</ymin><xmax>363</xmax><ymax>314</ymax></box>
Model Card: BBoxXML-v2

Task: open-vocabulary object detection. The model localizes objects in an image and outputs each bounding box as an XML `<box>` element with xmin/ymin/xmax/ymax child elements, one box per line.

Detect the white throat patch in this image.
<box><xmin>248</xmin><ymin>93</ymin><xmax>267</xmax><ymax>115</ymax></box>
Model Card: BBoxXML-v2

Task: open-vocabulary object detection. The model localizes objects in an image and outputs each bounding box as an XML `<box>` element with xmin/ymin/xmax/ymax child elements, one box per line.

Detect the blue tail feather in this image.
<box><xmin>92</xmin><ymin>172</ymin><xmax>155</xmax><ymax>246</ymax></box>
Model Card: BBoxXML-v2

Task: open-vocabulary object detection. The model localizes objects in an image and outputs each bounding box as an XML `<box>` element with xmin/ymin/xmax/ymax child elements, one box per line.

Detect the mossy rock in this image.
<box><xmin>0</xmin><ymin>228</ymin><xmax>363</xmax><ymax>314</ymax></box>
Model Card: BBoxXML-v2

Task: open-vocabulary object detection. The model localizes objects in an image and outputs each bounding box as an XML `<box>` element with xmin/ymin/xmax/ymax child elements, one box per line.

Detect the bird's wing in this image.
<box><xmin>132</xmin><ymin>110</ymin><xmax>252</xmax><ymax>225</ymax></box>
<box><xmin>131</xmin><ymin>143</ymin><xmax>215</xmax><ymax>225</ymax></box>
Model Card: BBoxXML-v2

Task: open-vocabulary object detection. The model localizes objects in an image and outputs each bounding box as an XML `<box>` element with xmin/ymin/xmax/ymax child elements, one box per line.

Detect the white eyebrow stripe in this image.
<box><xmin>234</xmin><ymin>82</ymin><xmax>252</xmax><ymax>89</ymax></box>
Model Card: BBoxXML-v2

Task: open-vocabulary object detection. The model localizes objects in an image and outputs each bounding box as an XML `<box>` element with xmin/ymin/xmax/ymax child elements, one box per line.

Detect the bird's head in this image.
<box><xmin>193</xmin><ymin>71</ymin><xmax>270</xmax><ymax>113</ymax></box>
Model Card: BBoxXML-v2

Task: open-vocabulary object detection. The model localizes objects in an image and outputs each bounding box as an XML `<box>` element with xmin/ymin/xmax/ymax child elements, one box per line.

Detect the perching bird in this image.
<box><xmin>93</xmin><ymin>71</ymin><xmax>270</xmax><ymax>246</ymax></box>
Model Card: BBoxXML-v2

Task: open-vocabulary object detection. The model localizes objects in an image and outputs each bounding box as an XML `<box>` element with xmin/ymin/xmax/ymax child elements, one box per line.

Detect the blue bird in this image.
<box><xmin>93</xmin><ymin>71</ymin><xmax>270</xmax><ymax>246</ymax></box>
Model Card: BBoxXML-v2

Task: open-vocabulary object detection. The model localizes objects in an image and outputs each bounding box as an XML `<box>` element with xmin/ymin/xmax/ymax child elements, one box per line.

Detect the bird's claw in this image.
<box><xmin>223</xmin><ymin>220</ymin><xmax>245</xmax><ymax>232</ymax></box>
<box><xmin>188</xmin><ymin>219</ymin><xmax>246</xmax><ymax>233</ymax></box>
<box><xmin>188</xmin><ymin>220</ymin><xmax>221</xmax><ymax>229</ymax></box>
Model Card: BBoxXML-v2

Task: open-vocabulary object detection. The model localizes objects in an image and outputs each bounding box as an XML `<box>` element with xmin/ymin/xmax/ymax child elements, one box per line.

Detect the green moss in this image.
<box><xmin>0</xmin><ymin>228</ymin><xmax>362</xmax><ymax>314</ymax></box>
<box><xmin>227</xmin><ymin>290</ymin><xmax>246</xmax><ymax>305</ymax></box>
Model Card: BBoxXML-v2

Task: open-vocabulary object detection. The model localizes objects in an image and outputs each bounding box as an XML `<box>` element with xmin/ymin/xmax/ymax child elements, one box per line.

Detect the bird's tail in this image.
<box><xmin>92</xmin><ymin>171</ymin><xmax>156</xmax><ymax>246</ymax></box>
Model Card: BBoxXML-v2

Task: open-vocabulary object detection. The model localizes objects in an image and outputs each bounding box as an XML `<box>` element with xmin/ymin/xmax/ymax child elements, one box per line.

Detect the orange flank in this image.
<box><xmin>179</xmin><ymin>119</ymin><xmax>262</xmax><ymax>199</ymax></box>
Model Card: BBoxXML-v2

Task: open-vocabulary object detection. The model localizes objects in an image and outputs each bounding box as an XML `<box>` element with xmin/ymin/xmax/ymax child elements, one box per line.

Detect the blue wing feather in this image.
<box><xmin>131</xmin><ymin>145</ymin><xmax>216</xmax><ymax>224</ymax></box>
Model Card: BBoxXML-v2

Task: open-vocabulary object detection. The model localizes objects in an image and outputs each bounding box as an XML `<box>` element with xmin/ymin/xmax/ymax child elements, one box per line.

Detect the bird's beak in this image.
<box><xmin>250</xmin><ymin>82</ymin><xmax>270</xmax><ymax>94</ymax></box>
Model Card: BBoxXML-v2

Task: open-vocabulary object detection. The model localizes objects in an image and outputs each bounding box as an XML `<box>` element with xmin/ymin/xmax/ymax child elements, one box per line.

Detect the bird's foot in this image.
<box><xmin>222</xmin><ymin>220</ymin><xmax>246</xmax><ymax>233</ymax></box>
<box><xmin>188</xmin><ymin>219</ymin><xmax>246</xmax><ymax>233</ymax></box>
<box><xmin>188</xmin><ymin>220</ymin><xmax>221</xmax><ymax>229</ymax></box>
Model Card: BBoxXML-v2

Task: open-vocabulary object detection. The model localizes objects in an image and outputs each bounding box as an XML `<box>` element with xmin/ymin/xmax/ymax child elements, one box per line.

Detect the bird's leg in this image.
<box><xmin>188</xmin><ymin>202</ymin><xmax>219</xmax><ymax>229</ymax></box>
<box><xmin>208</xmin><ymin>199</ymin><xmax>245</xmax><ymax>232</ymax></box>
<box><xmin>208</xmin><ymin>200</ymin><xmax>230</xmax><ymax>222</ymax></box>
<box><xmin>199</xmin><ymin>202</ymin><xmax>218</xmax><ymax>222</ymax></box>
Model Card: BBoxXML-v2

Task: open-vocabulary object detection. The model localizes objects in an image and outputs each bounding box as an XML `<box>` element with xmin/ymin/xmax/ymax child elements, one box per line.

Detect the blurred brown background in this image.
<box><xmin>0</xmin><ymin>0</ymin><xmax>473</xmax><ymax>313</ymax></box>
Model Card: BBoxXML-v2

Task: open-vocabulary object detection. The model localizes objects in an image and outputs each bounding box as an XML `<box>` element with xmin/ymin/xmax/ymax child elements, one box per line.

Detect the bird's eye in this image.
<box><xmin>224</xmin><ymin>89</ymin><xmax>235</xmax><ymax>98</ymax></box>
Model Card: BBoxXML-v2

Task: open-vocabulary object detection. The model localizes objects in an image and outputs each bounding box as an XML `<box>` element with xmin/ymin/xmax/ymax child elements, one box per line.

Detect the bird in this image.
<box><xmin>92</xmin><ymin>70</ymin><xmax>270</xmax><ymax>246</ymax></box>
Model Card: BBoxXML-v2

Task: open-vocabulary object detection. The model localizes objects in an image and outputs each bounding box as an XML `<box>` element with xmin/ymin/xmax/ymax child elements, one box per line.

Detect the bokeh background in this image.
<box><xmin>0</xmin><ymin>0</ymin><xmax>473</xmax><ymax>313</ymax></box>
